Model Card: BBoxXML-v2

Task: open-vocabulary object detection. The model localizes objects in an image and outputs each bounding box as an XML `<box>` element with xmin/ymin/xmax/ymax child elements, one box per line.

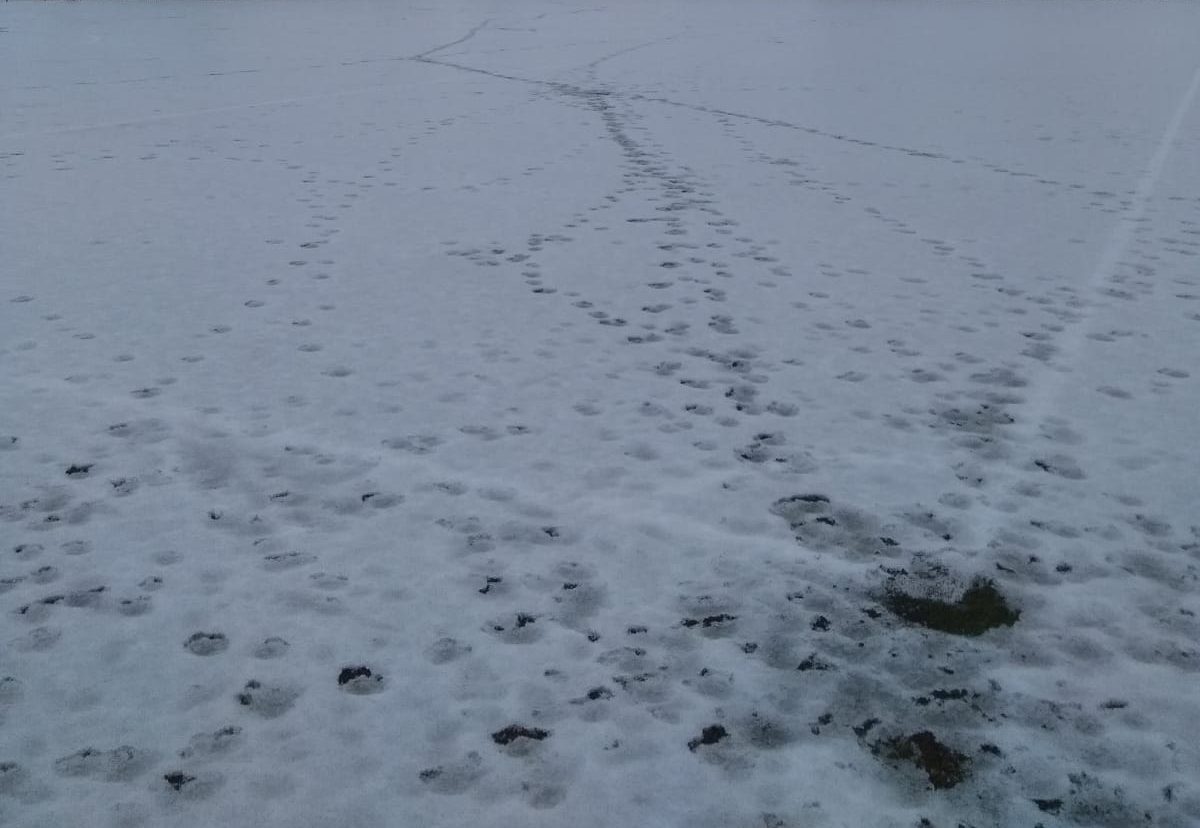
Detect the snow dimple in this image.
<box><xmin>424</xmin><ymin>637</ymin><xmax>472</xmax><ymax>664</ymax></box>
<box><xmin>262</xmin><ymin>551</ymin><xmax>317</xmax><ymax>571</ymax></box>
<box><xmin>179</xmin><ymin>726</ymin><xmax>243</xmax><ymax>759</ymax></box>
<box><xmin>418</xmin><ymin>751</ymin><xmax>485</xmax><ymax>794</ymax></box>
<box><xmin>252</xmin><ymin>637</ymin><xmax>290</xmax><ymax>659</ymax></box>
<box><xmin>52</xmin><ymin>746</ymin><xmax>155</xmax><ymax>782</ymax></box>
<box><xmin>0</xmin><ymin>762</ymin><xmax>32</xmax><ymax>796</ymax></box>
<box><xmin>0</xmin><ymin>677</ymin><xmax>24</xmax><ymax>704</ymax></box>
<box><xmin>183</xmin><ymin>632</ymin><xmax>229</xmax><ymax>656</ymax></box>
<box><xmin>236</xmin><ymin>681</ymin><xmax>300</xmax><ymax>719</ymax></box>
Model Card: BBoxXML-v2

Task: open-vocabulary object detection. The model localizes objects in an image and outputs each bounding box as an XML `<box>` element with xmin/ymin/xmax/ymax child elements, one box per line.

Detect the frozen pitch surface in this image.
<box><xmin>3</xmin><ymin>1</ymin><xmax>1200</xmax><ymax>826</ymax></box>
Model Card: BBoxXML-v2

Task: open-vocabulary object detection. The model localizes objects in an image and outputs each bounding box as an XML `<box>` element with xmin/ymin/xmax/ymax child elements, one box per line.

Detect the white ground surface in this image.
<box><xmin>3</xmin><ymin>2</ymin><xmax>1200</xmax><ymax>826</ymax></box>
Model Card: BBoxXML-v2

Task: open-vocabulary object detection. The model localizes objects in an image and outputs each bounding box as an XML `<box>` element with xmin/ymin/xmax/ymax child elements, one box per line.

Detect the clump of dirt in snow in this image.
<box><xmin>874</xmin><ymin>731</ymin><xmax>969</xmax><ymax>789</ymax></box>
<box><xmin>491</xmin><ymin>725</ymin><xmax>549</xmax><ymax>746</ymax></box>
<box><xmin>687</xmin><ymin>724</ymin><xmax>728</xmax><ymax>752</ymax></box>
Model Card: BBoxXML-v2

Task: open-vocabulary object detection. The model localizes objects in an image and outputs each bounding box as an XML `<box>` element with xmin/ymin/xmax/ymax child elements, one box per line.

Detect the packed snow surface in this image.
<box><xmin>3</xmin><ymin>1</ymin><xmax>1200</xmax><ymax>826</ymax></box>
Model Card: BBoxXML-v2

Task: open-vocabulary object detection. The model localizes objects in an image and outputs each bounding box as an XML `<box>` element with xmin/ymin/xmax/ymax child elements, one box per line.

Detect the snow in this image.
<box><xmin>2</xmin><ymin>1</ymin><xmax>1200</xmax><ymax>826</ymax></box>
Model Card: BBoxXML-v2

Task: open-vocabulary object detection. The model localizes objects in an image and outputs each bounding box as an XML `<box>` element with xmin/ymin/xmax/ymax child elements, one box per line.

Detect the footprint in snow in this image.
<box><xmin>253</xmin><ymin>637</ymin><xmax>290</xmax><ymax>659</ymax></box>
<box><xmin>53</xmin><ymin>746</ymin><xmax>155</xmax><ymax>782</ymax></box>
<box><xmin>184</xmin><ymin>632</ymin><xmax>228</xmax><ymax>656</ymax></box>
<box><xmin>337</xmin><ymin>666</ymin><xmax>386</xmax><ymax>695</ymax></box>
<box><xmin>237</xmin><ymin>681</ymin><xmax>300</xmax><ymax>718</ymax></box>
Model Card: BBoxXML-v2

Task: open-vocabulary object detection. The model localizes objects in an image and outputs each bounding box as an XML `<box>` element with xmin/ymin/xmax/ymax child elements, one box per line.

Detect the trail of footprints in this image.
<box><xmin>4</xmin><ymin>29</ymin><xmax>1195</xmax><ymax>477</ymax></box>
<box><xmin>5</xmin><ymin>117</ymin><xmax>1199</xmax><ymax>828</ymax></box>
<box><xmin>2</xmin><ymin>402</ymin><xmax>1197</xmax><ymax>823</ymax></box>
<box><xmin>397</xmin><ymin>37</ymin><xmax>1195</xmax><ymax>822</ymax></box>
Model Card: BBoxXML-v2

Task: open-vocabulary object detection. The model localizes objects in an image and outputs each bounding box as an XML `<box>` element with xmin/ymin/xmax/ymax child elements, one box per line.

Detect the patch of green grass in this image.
<box><xmin>883</xmin><ymin>578</ymin><xmax>1018</xmax><ymax>636</ymax></box>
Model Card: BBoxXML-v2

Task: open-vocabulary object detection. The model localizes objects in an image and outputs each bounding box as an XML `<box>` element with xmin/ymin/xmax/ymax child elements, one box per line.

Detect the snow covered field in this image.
<box><xmin>3</xmin><ymin>1</ymin><xmax>1200</xmax><ymax>825</ymax></box>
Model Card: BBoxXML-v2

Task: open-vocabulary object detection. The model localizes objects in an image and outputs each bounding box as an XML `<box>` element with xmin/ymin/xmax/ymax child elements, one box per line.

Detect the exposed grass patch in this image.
<box><xmin>883</xmin><ymin>578</ymin><xmax>1018</xmax><ymax>636</ymax></box>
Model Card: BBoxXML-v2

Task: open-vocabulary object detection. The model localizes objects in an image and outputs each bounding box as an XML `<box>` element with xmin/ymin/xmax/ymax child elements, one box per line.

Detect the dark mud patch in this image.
<box><xmin>491</xmin><ymin>725</ymin><xmax>550</xmax><ymax>746</ymax></box>
<box><xmin>681</xmin><ymin>613</ymin><xmax>737</xmax><ymax>629</ymax></box>
<box><xmin>882</xmin><ymin>579</ymin><xmax>1018</xmax><ymax>636</ymax></box>
<box><xmin>337</xmin><ymin>666</ymin><xmax>373</xmax><ymax>685</ymax></box>
<box><xmin>874</xmin><ymin>731</ymin><xmax>969</xmax><ymax>789</ymax></box>
<box><xmin>797</xmin><ymin>653</ymin><xmax>833</xmax><ymax>672</ymax></box>
<box><xmin>164</xmin><ymin>771</ymin><xmax>196</xmax><ymax>791</ymax></box>
<box><xmin>688</xmin><ymin>724</ymin><xmax>728</xmax><ymax>751</ymax></box>
<box><xmin>337</xmin><ymin>665</ymin><xmax>385</xmax><ymax>694</ymax></box>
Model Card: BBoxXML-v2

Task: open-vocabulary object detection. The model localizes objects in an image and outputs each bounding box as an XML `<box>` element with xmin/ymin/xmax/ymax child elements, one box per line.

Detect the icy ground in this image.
<box><xmin>3</xmin><ymin>1</ymin><xmax>1200</xmax><ymax>826</ymax></box>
